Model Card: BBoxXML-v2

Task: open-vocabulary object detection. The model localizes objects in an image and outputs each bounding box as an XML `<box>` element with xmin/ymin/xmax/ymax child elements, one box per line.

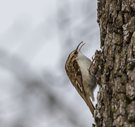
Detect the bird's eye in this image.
<box><xmin>74</xmin><ymin>51</ymin><xmax>78</xmax><ymax>54</ymax></box>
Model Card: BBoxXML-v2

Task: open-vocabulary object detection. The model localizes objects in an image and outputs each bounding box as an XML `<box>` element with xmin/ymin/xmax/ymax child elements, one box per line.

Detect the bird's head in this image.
<box><xmin>69</xmin><ymin>41</ymin><xmax>85</xmax><ymax>58</ymax></box>
<box><xmin>65</xmin><ymin>41</ymin><xmax>85</xmax><ymax>69</ymax></box>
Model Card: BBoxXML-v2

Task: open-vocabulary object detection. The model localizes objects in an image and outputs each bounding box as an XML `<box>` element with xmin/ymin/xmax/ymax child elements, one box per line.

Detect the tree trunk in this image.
<box><xmin>92</xmin><ymin>0</ymin><xmax>135</xmax><ymax>126</ymax></box>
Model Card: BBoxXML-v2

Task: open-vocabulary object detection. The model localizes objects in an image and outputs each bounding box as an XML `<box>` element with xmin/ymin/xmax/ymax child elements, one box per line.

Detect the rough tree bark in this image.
<box><xmin>91</xmin><ymin>0</ymin><xmax>135</xmax><ymax>127</ymax></box>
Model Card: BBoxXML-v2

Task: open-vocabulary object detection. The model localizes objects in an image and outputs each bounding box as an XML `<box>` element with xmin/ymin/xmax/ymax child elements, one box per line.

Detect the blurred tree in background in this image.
<box><xmin>0</xmin><ymin>0</ymin><xmax>99</xmax><ymax>127</ymax></box>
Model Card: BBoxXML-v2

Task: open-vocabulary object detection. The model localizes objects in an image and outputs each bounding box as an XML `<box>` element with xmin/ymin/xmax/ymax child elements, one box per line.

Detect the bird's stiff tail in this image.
<box><xmin>84</xmin><ymin>96</ymin><xmax>95</xmax><ymax>115</ymax></box>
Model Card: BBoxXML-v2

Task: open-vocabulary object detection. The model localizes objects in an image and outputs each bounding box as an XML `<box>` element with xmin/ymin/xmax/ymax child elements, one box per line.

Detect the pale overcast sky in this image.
<box><xmin>0</xmin><ymin>0</ymin><xmax>100</xmax><ymax>127</ymax></box>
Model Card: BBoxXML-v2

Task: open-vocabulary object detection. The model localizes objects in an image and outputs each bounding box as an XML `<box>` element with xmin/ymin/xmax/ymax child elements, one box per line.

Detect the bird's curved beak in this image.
<box><xmin>75</xmin><ymin>41</ymin><xmax>85</xmax><ymax>52</ymax></box>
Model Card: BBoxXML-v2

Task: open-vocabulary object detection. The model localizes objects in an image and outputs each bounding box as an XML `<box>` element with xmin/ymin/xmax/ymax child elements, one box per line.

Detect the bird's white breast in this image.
<box><xmin>76</xmin><ymin>52</ymin><xmax>91</xmax><ymax>84</ymax></box>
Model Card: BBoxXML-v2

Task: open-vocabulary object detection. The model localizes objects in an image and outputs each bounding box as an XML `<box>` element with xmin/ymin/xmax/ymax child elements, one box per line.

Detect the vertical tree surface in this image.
<box><xmin>92</xmin><ymin>0</ymin><xmax>135</xmax><ymax>126</ymax></box>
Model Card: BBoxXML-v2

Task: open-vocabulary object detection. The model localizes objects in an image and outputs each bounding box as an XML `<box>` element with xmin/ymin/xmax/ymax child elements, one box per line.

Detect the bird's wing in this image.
<box><xmin>72</xmin><ymin>60</ymin><xmax>86</xmax><ymax>97</ymax></box>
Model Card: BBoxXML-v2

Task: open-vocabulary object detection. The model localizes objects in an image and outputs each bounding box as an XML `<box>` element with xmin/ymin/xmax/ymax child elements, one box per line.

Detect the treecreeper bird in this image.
<box><xmin>65</xmin><ymin>41</ymin><xmax>97</xmax><ymax>115</ymax></box>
